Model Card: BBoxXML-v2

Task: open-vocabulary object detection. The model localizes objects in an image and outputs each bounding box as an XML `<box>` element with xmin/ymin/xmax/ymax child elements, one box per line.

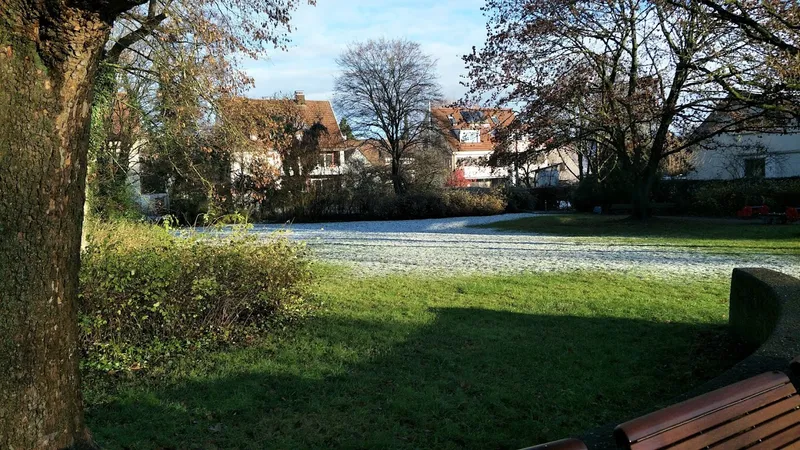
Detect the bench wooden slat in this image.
<box><xmin>616</xmin><ymin>372</ymin><xmax>791</xmax><ymax>445</ymax></box>
<box><xmin>628</xmin><ymin>381</ymin><xmax>797</xmax><ymax>450</ymax></box>
<box><xmin>615</xmin><ymin>372</ymin><xmax>800</xmax><ymax>450</ymax></box>
<box><xmin>668</xmin><ymin>395</ymin><xmax>800</xmax><ymax>450</ymax></box>
<box><xmin>747</xmin><ymin>422</ymin><xmax>800</xmax><ymax>450</ymax></box>
<box><xmin>719</xmin><ymin>408</ymin><xmax>800</xmax><ymax>448</ymax></box>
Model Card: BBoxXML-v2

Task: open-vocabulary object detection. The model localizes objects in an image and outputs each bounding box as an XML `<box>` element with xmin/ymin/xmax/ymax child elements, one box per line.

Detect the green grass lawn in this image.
<box><xmin>475</xmin><ymin>215</ymin><xmax>800</xmax><ymax>255</ymax></box>
<box><xmin>84</xmin><ymin>267</ymin><xmax>747</xmax><ymax>449</ymax></box>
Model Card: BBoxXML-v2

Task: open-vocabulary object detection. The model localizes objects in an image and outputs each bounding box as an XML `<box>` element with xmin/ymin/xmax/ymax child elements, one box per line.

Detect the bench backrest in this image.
<box><xmin>614</xmin><ymin>371</ymin><xmax>800</xmax><ymax>450</ymax></box>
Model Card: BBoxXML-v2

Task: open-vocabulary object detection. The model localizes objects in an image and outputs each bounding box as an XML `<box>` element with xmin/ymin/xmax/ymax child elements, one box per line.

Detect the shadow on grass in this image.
<box><xmin>86</xmin><ymin>309</ymin><xmax>748</xmax><ymax>450</ymax></box>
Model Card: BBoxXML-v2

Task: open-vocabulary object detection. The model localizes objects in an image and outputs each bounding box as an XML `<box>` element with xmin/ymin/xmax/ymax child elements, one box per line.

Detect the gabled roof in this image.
<box><xmin>430</xmin><ymin>107</ymin><xmax>516</xmax><ymax>152</ymax></box>
<box><xmin>232</xmin><ymin>93</ymin><xmax>345</xmax><ymax>150</ymax></box>
<box><xmin>295</xmin><ymin>99</ymin><xmax>345</xmax><ymax>149</ymax></box>
<box><xmin>694</xmin><ymin>96</ymin><xmax>799</xmax><ymax>138</ymax></box>
<box><xmin>355</xmin><ymin>142</ymin><xmax>390</xmax><ymax>167</ymax></box>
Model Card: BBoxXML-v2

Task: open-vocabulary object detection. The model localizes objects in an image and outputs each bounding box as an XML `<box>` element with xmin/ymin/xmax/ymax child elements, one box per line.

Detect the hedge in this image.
<box><xmin>78</xmin><ymin>221</ymin><xmax>313</xmax><ymax>372</ymax></box>
<box><xmin>654</xmin><ymin>177</ymin><xmax>800</xmax><ymax>216</ymax></box>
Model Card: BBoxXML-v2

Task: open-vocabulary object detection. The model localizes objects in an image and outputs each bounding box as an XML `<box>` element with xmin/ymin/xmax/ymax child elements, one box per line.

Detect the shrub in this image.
<box><xmin>504</xmin><ymin>187</ymin><xmax>538</xmax><ymax>212</ymax></box>
<box><xmin>445</xmin><ymin>169</ymin><xmax>470</xmax><ymax>188</ymax></box>
<box><xmin>256</xmin><ymin>184</ymin><xmax>508</xmax><ymax>222</ymax></box>
<box><xmin>571</xmin><ymin>172</ymin><xmax>633</xmax><ymax>212</ymax></box>
<box><xmin>374</xmin><ymin>189</ymin><xmax>507</xmax><ymax>219</ymax></box>
<box><xmin>78</xmin><ymin>221</ymin><xmax>312</xmax><ymax>372</ymax></box>
<box><xmin>442</xmin><ymin>189</ymin><xmax>508</xmax><ymax>217</ymax></box>
<box><xmin>653</xmin><ymin>178</ymin><xmax>800</xmax><ymax>216</ymax></box>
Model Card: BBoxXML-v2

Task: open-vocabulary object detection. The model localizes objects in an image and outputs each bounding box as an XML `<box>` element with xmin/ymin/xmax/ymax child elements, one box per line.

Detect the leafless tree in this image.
<box><xmin>334</xmin><ymin>38</ymin><xmax>443</xmax><ymax>194</ymax></box>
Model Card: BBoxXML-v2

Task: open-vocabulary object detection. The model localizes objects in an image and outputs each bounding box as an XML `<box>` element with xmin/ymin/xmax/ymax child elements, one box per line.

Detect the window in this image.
<box><xmin>458</xmin><ymin>129</ymin><xmax>480</xmax><ymax>143</ymax></box>
<box><xmin>321</xmin><ymin>153</ymin><xmax>336</xmax><ymax>168</ymax></box>
<box><xmin>744</xmin><ymin>157</ymin><xmax>766</xmax><ymax>178</ymax></box>
<box><xmin>448</xmin><ymin>115</ymin><xmax>456</xmax><ymax>126</ymax></box>
<box><xmin>461</xmin><ymin>110</ymin><xmax>486</xmax><ymax>124</ymax></box>
<box><xmin>536</xmin><ymin>167</ymin><xmax>559</xmax><ymax>187</ymax></box>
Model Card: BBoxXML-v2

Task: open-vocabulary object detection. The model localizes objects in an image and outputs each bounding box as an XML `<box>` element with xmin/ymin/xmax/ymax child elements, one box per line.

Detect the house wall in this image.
<box><xmin>529</xmin><ymin>148</ymin><xmax>582</xmax><ymax>187</ymax></box>
<box><xmin>686</xmin><ymin>132</ymin><xmax>800</xmax><ymax>180</ymax></box>
<box><xmin>453</xmin><ymin>150</ymin><xmax>508</xmax><ymax>181</ymax></box>
<box><xmin>231</xmin><ymin>149</ymin><xmax>281</xmax><ymax>178</ymax></box>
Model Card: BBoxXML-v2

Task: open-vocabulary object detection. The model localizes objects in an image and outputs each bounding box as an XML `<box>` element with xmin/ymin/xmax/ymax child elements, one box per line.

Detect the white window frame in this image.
<box><xmin>459</xmin><ymin>129</ymin><xmax>480</xmax><ymax>143</ymax></box>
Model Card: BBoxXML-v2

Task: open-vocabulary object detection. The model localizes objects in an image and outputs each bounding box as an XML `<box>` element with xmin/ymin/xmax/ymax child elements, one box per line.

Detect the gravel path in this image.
<box><xmin>242</xmin><ymin>214</ymin><xmax>800</xmax><ymax>278</ymax></box>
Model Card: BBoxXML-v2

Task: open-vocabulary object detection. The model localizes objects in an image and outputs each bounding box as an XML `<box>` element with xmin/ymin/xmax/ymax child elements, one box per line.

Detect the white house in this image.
<box><xmin>685</xmin><ymin>107</ymin><xmax>800</xmax><ymax>180</ymax></box>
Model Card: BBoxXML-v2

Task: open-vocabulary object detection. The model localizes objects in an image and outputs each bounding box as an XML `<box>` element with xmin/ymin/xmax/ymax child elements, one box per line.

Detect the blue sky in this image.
<box><xmin>241</xmin><ymin>0</ymin><xmax>488</xmax><ymax>103</ymax></box>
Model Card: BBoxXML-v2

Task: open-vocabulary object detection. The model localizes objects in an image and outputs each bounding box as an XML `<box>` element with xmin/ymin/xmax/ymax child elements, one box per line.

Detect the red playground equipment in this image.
<box><xmin>786</xmin><ymin>206</ymin><xmax>800</xmax><ymax>223</ymax></box>
<box><xmin>736</xmin><ymin>204</ymin><xmax>770</xmax><ymax>218</ymax></box>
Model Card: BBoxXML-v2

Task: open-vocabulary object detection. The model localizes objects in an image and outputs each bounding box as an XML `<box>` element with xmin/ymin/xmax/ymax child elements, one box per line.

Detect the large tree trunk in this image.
<box><xmin>391</xmin><ymin>157</ymin><xmax>405</xmax><ymax>195</ymax></box>
<box><xmin>0</xmin><ymin>3</ymin><xmax>113</xmax><ymax>448</ymax></box>
<box><xmin>630</xmin><ymin>169</ymin><xmax>657</xmax><ymax>220</ymax></box>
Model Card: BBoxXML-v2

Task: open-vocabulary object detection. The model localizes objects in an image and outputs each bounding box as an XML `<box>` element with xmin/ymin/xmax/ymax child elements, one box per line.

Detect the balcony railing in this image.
<box><xmin>461</xmin><ymin>165</ymin><xmax>505</xmax><ymax>180</ymax></box>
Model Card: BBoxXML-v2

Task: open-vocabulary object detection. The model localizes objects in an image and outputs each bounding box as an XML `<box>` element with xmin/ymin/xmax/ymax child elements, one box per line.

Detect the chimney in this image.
<box><xmin>295</xmin><ymin>90</ymin><xmax>306</xmax><ymax>105</ymax></box>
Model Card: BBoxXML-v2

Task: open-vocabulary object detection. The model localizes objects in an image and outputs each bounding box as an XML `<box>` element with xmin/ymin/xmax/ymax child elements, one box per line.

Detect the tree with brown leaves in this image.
<box><xmin>667</xmin><ymin>0</ymin><xmax>799</xmax><ymax>111</ymax></box>
<box><xmin>0</xmin><ymin>0</ymin><xmax>308</xmax><ymax>446</ymax></box>
<box><xmin>88</xmin><ymin>0</ymin><xmax>315</xmax><ymax>217</ymax></box>
<box><xmin>465</xmin><ymin>0</ymin><xmax>798</xmax><ymax>218</ymax></box>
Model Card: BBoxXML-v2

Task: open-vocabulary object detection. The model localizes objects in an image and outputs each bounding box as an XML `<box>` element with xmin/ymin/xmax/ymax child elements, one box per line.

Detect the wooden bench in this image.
<box><xmin>614</xmin><ymin>371</ymin><xmax>800</xmax><ymax>450</ymax></box>
<box><xmin>520</xmin><ymin>438</ymin><xmax>588</xmax><ymax>450</ymax></box>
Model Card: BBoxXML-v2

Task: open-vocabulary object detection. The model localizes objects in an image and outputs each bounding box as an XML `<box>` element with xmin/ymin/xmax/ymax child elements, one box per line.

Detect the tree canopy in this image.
<box><xmin>465</xmin><ymin>0</ymin><xmax>799</xmax><ymax>217</ymax></box>
<box><xmin>334</xmin><ymin>38</ymin><xmax>443</xmax><ymax>194</ymax></box>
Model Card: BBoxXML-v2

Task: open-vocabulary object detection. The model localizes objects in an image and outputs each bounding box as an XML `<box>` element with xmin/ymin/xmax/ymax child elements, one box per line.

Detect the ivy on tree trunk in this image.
<box><xmin>0</xmin><ymin>0</ymin><xmax>141</xmax><ymax>447</ymax></box>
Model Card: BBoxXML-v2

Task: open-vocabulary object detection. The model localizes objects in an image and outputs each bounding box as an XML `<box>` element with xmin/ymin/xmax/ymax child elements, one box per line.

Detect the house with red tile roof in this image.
<box><xmin>430</xmin><ymin>106</ymin><xmax>582</xmax><ymax>188</ymax></box>
<box><xmin>430</xmin><ymin>107</ymin><xmax>518</xmax><ymax>187</ymax></box>
<box><xmin>230</xmin><ymin>91</ymin><xmax>386</xmax><ymax>182</ymax></box>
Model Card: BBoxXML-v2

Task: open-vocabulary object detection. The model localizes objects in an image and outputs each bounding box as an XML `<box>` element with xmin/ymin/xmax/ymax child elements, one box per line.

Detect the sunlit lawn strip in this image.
<box><xmin>85</xmin><ymin>266</ymin><xmax>746</xmax><ymax>450</ymax></box>
<box><xmin>474</xmin><ymin>215</ymin><xmax>800</xmax><ymax>255</ymax></box>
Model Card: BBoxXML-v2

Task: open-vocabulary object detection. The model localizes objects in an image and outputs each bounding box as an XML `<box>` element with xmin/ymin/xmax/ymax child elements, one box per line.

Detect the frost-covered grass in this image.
<box><xmin>85</xmin><ymin>267</ymin><xmax>747</xmax><ymax>449</ymax></box>
<box><xmin>237</xmin><ymin>214</ymin><xmax>800</xmax><ymax>278</ymax></box>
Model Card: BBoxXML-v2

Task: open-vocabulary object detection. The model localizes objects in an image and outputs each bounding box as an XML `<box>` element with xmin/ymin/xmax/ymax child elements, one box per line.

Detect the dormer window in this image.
<box><xmin>448</xmin><ymin>114</ymin><xmax>456</xmax><ymax>126</ymax></box>
<box><xmin>459</xmin><ymin>129</ymin><xmax>480</xmax><ymax>143</ymax></box>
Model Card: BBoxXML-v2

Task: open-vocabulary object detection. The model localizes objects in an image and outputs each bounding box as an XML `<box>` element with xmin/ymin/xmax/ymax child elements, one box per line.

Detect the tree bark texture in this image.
<box><xmin>630</xmin><ymin>168</ymin><xmax>657</xmax><ymax>220</ymax></box>
<box><xmin>0</xmin><ymin>2</ymin><xmax>112</xmax><ymax>448</ymax></box>
<box><xmin>391</xmin><ymin>156</ymin><xmax>405</xmax><ymax>195</ymax></box>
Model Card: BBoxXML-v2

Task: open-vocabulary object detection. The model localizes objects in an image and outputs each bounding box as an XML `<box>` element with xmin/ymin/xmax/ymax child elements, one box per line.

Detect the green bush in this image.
<box><xmin>374</xmin><ymin>189</ymin><xmax>507</xmax><ymax>220</ymax></box>
<box><xmin>504</xmin><ymin>187</ymin><xmax>538</xmax><ymax>212</ymax></box>
<box><xmin>571</xmin><ymin>171</ymin><xmax>634</xmax><ymax>212</ymax></box>
<box><xmin>78</xmin><ymin>221</ymin><xmax>312</xmax><ymax>372</ymax></box>
<box><xmin>259</xmin><ymin>187</ymin><xmax>508</xmax><ymax>222</ymax></box>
